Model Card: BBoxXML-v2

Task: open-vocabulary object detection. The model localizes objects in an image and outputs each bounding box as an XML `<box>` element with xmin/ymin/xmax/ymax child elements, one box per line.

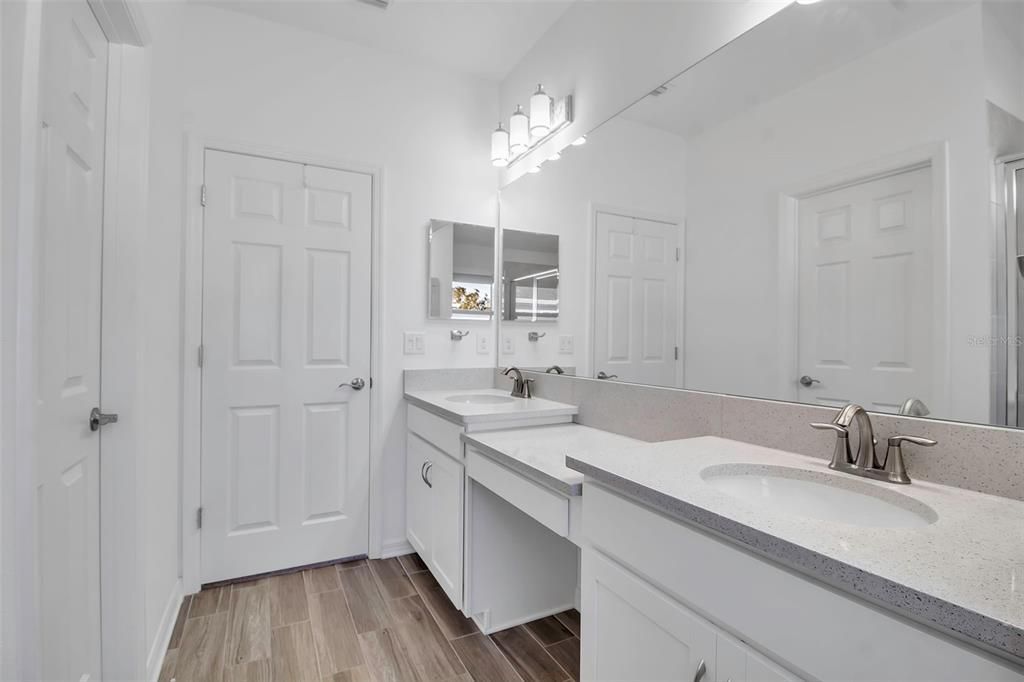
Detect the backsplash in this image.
<box><xmin>489</xmin><ymin>369</ymin><xmax>1024</xmax><ymax>502</ymax></box>
<box><xmin>403</xmin><ymin>367</ymin><xmax>497</xmax><ymax>392</ymax></box>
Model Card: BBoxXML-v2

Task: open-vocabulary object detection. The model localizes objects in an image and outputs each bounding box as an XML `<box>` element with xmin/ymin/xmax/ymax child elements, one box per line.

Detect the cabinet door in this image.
<box><xmin>406</xmin><ymin>433</ymin><xmax>433</xmax><ymax>556</ymax></box>
<box><xmin>745</xmin><ymin>650</ymin><xmax>799</xmax><ymax>682</ymax></box>
<box><xmin>583</xmin><ymin>550</ymin><xmax>716</xmax><ymax>682</ymax></box>
<box><xmin>428</xmin><ymin>448</ymin><xmax>465</xmax><ymax>609</ymax></box>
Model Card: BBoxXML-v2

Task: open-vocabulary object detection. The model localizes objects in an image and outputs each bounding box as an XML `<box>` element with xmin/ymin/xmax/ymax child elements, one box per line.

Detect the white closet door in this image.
<box><xmin>594</xmin><ymin>211</ymin><xmax>679</xmax><ymax>387</ymax></box>
<box><xmin>35</xmin><ymin>2</ymin><xmax>108</xmax><ymax>680</ymax></box>
<box><xmin>201</xmin><ymin>150</ymin><xmax>373</xmax><ymax>582</ymax></box>
<box><xmin>797</xmin><ymin>166</ymin><xmax>933</xmax><ymax>412</ymax></box>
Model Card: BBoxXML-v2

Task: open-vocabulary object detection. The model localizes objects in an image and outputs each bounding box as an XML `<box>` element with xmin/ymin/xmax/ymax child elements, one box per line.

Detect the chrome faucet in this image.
<box><xmin>811</xmin><ymin>403</ymin><xmax>936</xmax><ymax>484</ymax></box>
<box><xmin>545</xmin><ymin>365</ymin><xmax>565</xmax><ymax>375</ymax></box>
<box><xmin>503</xmin><ymin>366</ymin><xmax>534</xmax><ymax>399</ymax></box>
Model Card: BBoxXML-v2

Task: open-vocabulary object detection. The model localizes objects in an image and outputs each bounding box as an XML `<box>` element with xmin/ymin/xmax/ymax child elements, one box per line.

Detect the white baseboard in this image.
<box><xmin>146</xmin><ymin>579</ymin><xmax>184</xmax><ymax>682</ymax></box>
<box><xmin>474</xmin><ymin>603</ymin><xmax>575</xmax><ymax>635</ymax></box>
<box><xmin>378</xmin><ymin>537</ymin><xmax>415</xmax><ymax>559</ymax></box>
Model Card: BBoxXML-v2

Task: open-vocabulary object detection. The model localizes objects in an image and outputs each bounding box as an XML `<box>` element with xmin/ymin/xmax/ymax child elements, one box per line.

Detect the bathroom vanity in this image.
<box><xmin>569</xmin><ymin>437</ymin><xmax>1024</xmax><ymax>682</ymax></box>
<box><xmin>403</xmin><ymin>386</ymin><xmax>577</xmax><ymax>611</ymax></box>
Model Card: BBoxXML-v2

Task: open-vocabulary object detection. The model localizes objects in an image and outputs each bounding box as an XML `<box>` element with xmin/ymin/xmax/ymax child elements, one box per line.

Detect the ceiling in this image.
<box><xmin>202</xmin><ymin>0</ymin><xmax>574</xmax><ymax>81</ymax></box>
<box><xmin>621</xmin><ymin>0</ymin><xmax>970</xmax><ymax>139</ymax></box>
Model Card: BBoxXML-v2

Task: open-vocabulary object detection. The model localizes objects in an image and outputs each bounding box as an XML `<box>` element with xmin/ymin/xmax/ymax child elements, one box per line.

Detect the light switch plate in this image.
<box><xmin>404</xmin><ymin>331</ymin><xmax>425</xmax><ymax>355</ymax></box>
<box><xmin>477</xmin><ymin>334</ymin><xmax>490</xmax><ymax>354</ymax></box>
<box><xmin>502</xmin><ymin>335</ymin><xmax>515</xmax><ymax>354</ymax></box>
<box><xmin>558</xmin><ymin>335</ymin><xmax>574</xmax><ymax>354</ymax></box>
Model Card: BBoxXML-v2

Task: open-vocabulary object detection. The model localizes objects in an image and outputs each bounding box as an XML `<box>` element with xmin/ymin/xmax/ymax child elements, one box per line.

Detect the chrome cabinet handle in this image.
<box><xmin>693</xmin><ymin>659</ymin><xmax>707</xmax><ymax>682</ymax></box>
<box><xmin>420</xmin><ymin>461</ymin><xmax>428</xmax><ymax>485</ymax></box>
<box><xmin>338</xmin><ymin>378</ymin><xmax>366</xmax><ymax>390</ymax></box>
<box><xmin>89</xmin><ymin>407</ymin><xmax>119</xmax><ymax>432</ymax></box>
<box><xmin>799</xmin><ymin>375</ymin><xmax>821</xmax><ymax>387</ymax></box>
<box><xmin>423</xmin><ymin>462</ymin><xmax>433</xmax><ymax>488</ymax></box>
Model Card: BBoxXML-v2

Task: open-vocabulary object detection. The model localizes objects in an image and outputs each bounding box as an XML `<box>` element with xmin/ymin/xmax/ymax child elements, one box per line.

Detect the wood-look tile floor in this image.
<box><xmin>160</xmin><ymin>554</ymin><xmax>580</xmax><ymax>682</ymax></box>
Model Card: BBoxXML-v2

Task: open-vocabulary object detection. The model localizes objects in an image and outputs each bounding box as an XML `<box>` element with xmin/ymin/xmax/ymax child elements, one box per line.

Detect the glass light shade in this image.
<box><xmin>548</xmin><ymin>151</ymin><xmax>561</xmax><ymax>161</ymax></box>
<box><xmin>530</xmin><ymin>84</ymin><xmax>552</xmax><ymax>137</ymax></box>
<box><xmin>491</xmin><ymin>123</ymin><xmax>509</xmax><ymax>167</ymax></box>
<box><xmin>510</xmin><ymin>105</ymin><xmax>530</xmax><ymax>155</ymax></box>
<box><xmin>571</xmin><ymin>135</ymin><xmax>587</xmax><ymax>146</ymax></box>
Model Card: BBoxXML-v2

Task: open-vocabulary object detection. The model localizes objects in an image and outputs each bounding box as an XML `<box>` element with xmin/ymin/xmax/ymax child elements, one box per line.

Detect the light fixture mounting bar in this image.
<box><xmin>507</xmin><ymin>94</ymin><xmax>574</xmax><ymax>169</ymax></box>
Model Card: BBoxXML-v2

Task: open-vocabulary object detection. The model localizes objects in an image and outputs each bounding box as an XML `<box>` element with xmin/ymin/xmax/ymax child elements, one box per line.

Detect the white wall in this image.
<box><xmin>138</xmin><ymin>0</ymin><xmax>187</xmax><ymax>662</ymax></box>
<box><xmin>498</xmin><ymin>0</ymin><xmax>788</xmax><ymax>185</ymax></box>
<box><xmin>683</xmin><ymin>6</ymin><xmax>991</xmax><ymax>422</ymax></box>
<box><xmin>173</xmin><ymin>4</ymin><xmax>499</xmax><ymax>555</ymax></box>
<box><xmin>499</xmin><ymin>116</ymin><xmax>686</xmax><ymax>373</ymax></box>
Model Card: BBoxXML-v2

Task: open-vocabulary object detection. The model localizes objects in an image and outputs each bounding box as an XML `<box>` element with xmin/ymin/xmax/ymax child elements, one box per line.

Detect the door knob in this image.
<box><xmin>89</xmin><ymin>407</ymin><xmax>118</xmax><ymax>432</ymax></box>
<box><xmin>799</xmin><ymin>375</ymin><xmax>821</xmax><ymax>387</ymax></box>
<box><xmin>338</xmin><ymin>378</ymin><xmax>366</xmax><ymax>390</ymax></box>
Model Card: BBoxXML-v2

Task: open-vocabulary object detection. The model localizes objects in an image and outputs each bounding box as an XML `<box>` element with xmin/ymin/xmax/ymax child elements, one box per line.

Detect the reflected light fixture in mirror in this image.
<box><xmin>510</xmin><ymin>105</ymin><xmax>530</xmax><ymax>154</ymax></box>
<box><xmin>571</xmin><ymin>135</ymin><xmax>586</xmax><ymax>146</ymax></box>
<box><xmin>530</xmin><ymin>84</ymin><xmax>553</xmax><ymax>136</ymax></box>
<box><xmin>491</xmin><ymin>122</ymin><xmax>510</xmax><ymax>167</ymax></box>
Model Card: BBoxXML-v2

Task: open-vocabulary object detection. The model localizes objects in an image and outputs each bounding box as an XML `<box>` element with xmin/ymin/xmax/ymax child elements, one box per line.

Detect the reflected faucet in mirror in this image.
<box><xmin>596</xmin><ymin>371</ymin><xmax>618</xmax><ymax>380</ymax></box>
<box><xmin>898</xmin><ymin>398</ymin><xmax>930</xmax><ymax>417</ymax></box>
<box><xmin>546</xmin><ymin>365</ymin><xmax>565</xmax><ymax>374</ymax></box>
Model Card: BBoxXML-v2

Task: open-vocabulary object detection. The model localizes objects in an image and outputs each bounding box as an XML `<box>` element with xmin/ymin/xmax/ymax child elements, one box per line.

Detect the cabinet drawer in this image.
<box><xmin>466</xmin><ymin>447</ymin><xmax>569</xmax><ymax>537</ymax></box>
<box><xmin>407</xmin><ymin>404</ymin><xmax>464</xmax><ymax>459</ymax></box>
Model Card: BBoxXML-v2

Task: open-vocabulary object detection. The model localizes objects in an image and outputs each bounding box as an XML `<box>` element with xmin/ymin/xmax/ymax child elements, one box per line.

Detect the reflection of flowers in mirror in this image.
<box><xmin>453</xmin><ymin>286</ymin><xmax>491</xmax><ymax>311</ymax></box>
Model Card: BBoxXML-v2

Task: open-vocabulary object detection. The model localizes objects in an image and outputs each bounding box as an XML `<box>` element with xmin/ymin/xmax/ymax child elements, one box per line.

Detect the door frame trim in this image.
<box><xmin>587</xmin><ymin>203</ymin><xmax>685</xmax><ymax>387</ymax></box>
<box><xmin>181</xmin><ymin>136</ymin><xmax>385</xmax><ymax>594</ymax></box>
<box><xmin>1</xmin><ymin>2</ymin><xmax>151</xmax><ymax>679</ymax></box>
<box><xmin>775</xmin><ymin>142</ymin><xmax>950</xmax><ymax>412</ymax></box>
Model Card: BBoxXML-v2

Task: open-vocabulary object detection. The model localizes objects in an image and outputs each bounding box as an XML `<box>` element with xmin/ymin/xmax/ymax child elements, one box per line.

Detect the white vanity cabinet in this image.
<box><xmin>406</xmin><ymin>404</ymin><xmax>469</xmax><ymax>607</ymax></box>
<box><xmin>583</xmin><ymin>550</ymin><xmax>796</xmax><ymax>682</ymax></box>
<box><xmin>405</xmin><ymin>427</ymin><xmax>464</xmax><ymax>607</ymax></box>
<box><xmin>581</xmin><ymin>483</ymin><xmax>1024</xmax><ymax>682</ymax></box>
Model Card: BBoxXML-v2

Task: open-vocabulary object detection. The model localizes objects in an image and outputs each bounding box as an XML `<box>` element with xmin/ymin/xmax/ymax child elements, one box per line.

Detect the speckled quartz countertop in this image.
<box><xmin>566</xmin><ymin>436</ymin><xmax>1024</xmax><ymax>662</ymax></box>
<box><xmin>404</xmin><ymin>388</ymin><xmax>578</xmax><ymax>425</ymax></box>
<box><xmin>462</xmin><ymin>424</ymin><xmax>643</xmax><ymax>496</ymax></box>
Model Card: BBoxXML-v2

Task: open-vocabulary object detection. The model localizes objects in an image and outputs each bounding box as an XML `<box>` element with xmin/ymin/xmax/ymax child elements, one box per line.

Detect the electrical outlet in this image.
<box><xmin>404</xmin><ymin>331</ymin><xmax>425</xmax><ymax>355</ymax></box>
<box><xmin>558</xmin><ymin>335</ymin><xmax>574</xmax><ymax>354</ymax></box>
<box><xmin>502</xmin><ymin>335</ymin><xmax>515</xmax><ymax>354</ymax></box>
<box><xmin>476</xmin><ymin>334</ymin><xmax>490</xmax><ymax>354</ymax></box>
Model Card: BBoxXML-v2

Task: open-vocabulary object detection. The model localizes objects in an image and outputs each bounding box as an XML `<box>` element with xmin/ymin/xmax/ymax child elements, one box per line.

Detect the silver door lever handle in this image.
<box><xmin>338</xmin><ymin>378</ymin><xmax>366</xmax><ymax>390</ymax></box>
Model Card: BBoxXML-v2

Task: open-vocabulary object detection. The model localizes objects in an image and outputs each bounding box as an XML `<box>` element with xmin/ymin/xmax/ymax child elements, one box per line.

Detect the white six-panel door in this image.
<box><xmin>35</xmin><ymin>2</ymin><xmax>108</xmax><ymax>679</ymax></box>
<box><xmin>797</xmin><ymin>165</ymin><xmax>933</xmax><ymax>412</ymax></box>
<box><xmin>201</xmin><ymin>150</ymin><xmax>373</xmax><ymax>583</ymax></box>
<box><xmin>593</xmin><ymin>211</ymin><xmax>680</xmax><ymax>387</ymax></box>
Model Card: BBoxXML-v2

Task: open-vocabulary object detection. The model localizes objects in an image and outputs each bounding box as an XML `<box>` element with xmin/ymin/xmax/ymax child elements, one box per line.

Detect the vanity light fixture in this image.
<box><xmin>528</xmin><ymin>165</ymin><xmax>542</xmax><ymax>174</ymax></box>
<box><xmin>510</xmin><ymin>105</ymin><xmax>530</xmax><ymax>155</ymax></box>
<box><xmin>491</xmin><ymin>122</ymin><xmax>510</xmax><ymax>167</ymax></box>
<box><xmin>491</xmin><ymin>88</ymin><xmax>574</xmax><ymax>169</ymax></box>
<box><xmin>548</xmin><ymin>151</ymin><xmax>561</xmax><ymax>161</ymax></box>
<box><xmin>571</xmin><ymin>135</ymin><xmax>587</xmax><ymax>146</ymax></box>
<box><xmin>530</xmin><ymin>84</ymin><xmax>553</xmax><ymax>137</ymax></box>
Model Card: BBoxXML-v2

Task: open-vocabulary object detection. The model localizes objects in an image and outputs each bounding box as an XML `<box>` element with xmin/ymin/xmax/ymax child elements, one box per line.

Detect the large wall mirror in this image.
<box><xmin>428</xmin><ymin>220</ymin><xmax>496</xmax><ymax>320</ymax></box>
<box><xmin>498</xmin><ymin>0</ymin><xmax>1024</xmax><ymax>428</ymax></box>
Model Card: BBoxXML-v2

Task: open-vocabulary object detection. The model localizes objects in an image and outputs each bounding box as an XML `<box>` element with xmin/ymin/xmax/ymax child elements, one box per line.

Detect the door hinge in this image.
<box><xmin>674</xmin><ymin>346</ymin><xmax>679</xmax><ymax>360</ymax></box>
<box><xmin>196</xmin><ymin>507</ymin><xmax>203</xmax><ymax>529</ymax></box>
<box><xmin>200</xmin><ymin>184</ymin><xmax>207</xmax><ymax>207</ymax></box>
<box><xmin>369</xmin><ymin>377</ymin><xmax>374</xmax><ymax>389</ymax></box>
<box><xmin>675</xmin><ymin>247</ymin><xmax>681</xmax><ymax>262</ymax></box>
<box><xmin>197</xmin><ymin>344</ymin><xmax>204</xmax><ymax>368</ymax></box>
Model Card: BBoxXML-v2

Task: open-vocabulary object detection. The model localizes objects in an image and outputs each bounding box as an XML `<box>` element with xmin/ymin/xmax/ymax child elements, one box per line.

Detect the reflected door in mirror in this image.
<box><xmin>594</xmin><ymin>211</ymin><xmax>680</xmax><ymax>387</ymax></box>
<box><xmin>797</xmin><ymin>165</ymin><xmax>934</xmax><ymax>413</ymax></box>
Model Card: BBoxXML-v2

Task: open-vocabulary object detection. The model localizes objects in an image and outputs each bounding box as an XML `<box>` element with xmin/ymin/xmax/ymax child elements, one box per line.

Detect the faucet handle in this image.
<box><xmin>882</xmin><ymin>435</ymin><xmax>937</xmax><ymax>484</ymax></box>
<box><xmin>811</xmin><ymin>422</ymin><xmax>853</xmax><ymax>468</ymax></box>
<box><xmin>523</xmin><ymin>378</ymin><xmax>535</xmax><ymax>399</ymax></box>
<box><xmin>810</xmin><ymin>422</ymin><xmax>847</xmax><ymax>435</ymax></box>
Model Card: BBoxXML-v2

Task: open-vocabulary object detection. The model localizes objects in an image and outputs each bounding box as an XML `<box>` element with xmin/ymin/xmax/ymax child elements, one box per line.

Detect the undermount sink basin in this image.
<box><xmin>445</xmin><ymin>393</ymin><xmax>515</xmax><ymax>405</ymax></box>
<box><xmin>700</xmin><ymin>464</ymin><xmax>938</xmax><ymax>529</ymax></box>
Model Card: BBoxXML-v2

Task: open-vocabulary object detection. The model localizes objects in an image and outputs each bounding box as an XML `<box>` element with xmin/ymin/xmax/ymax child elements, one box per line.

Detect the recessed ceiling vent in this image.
<box><xmin>358</xmin><ymin>0</ymin><xmax>391</xmax><ymax>8</ymax></box>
